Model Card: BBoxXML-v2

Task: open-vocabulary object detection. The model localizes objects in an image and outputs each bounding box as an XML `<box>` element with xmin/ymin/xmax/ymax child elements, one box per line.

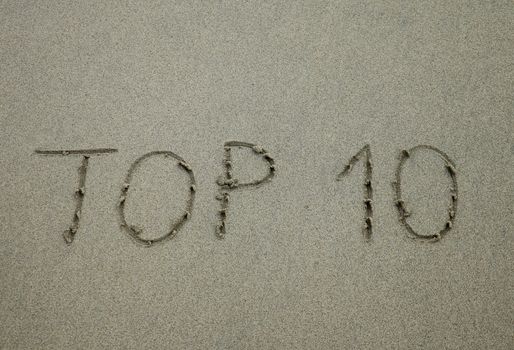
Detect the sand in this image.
<box><xmin>1</xmin><ymin>1</ymin><xmax>513</xmax><ymax>349</ymax></box>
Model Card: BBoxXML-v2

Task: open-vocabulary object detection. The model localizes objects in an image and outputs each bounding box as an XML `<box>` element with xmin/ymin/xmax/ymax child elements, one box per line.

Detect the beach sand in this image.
<box><xmin>1</xmin><ymin>1</ymin><xmax>513</xmax><ymax>349</ymax></box>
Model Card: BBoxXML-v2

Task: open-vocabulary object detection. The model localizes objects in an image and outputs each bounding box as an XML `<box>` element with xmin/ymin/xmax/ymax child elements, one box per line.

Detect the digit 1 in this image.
<box><xmin>336</xmin><ymin>144</ymin><xmax>373</xmax><ymax>240</ymax></box>
<box><xmin>393</xmin><ymin>145</ymin><xmax>458</xmax><ymax>242</ymax></box>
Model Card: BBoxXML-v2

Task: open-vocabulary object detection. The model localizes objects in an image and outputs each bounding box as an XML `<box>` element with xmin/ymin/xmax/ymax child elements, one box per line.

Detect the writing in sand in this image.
<box><xmin>35</xmin><ymin>142</ymin><xmax>458</xmax><ymax>247</ymax></box>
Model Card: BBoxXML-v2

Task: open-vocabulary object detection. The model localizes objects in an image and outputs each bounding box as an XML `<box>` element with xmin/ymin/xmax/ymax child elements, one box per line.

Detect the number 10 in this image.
<box><xmin>337</xmin><ymin>144</ymin><xmax>458</xmax><ymax>242</ymax></box>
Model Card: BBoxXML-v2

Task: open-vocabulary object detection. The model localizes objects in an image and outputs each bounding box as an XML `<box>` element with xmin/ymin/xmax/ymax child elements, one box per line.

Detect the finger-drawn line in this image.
<box><xmin>393</xmin><ymin>145</ymin><xmax>458</xmax><ymax>242</ymax></box>
<box><xmin>215</xmin><ymin>191</ymin><xmax>229</xmax><ymax>238</ymax></box>
<box><xmin>215</xmin><ymin>141</ymin><xmax>276</xmax><ymax>239</ymax></box>
<box><xmin>61</xmin><ymin>156</ymin><xmax>89</xmax><ymax>244</ymax></box>
<box><xmin>118</xmin><ymin>151</ymin><xmax>196</xmax><ymax>247</ymax></box>
<box><xmin>336</xmin><ymin>144</ymin><xmax>373</xmax><ymax>240</ymax></box>
<box><xmin>35</xmin><ymin>148</ymin><xmax>118</xmax><ymax>155</ymax></box>
<box><xmin>35</xmin><ymin>148</ymin><xmax>118</xmax><ymax>244</ymax></box>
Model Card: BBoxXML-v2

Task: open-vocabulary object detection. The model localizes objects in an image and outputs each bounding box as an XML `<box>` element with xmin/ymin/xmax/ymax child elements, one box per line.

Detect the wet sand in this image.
<box><xmin>1</xmin><ymin>1</ymin><xmax>513</xmax><ymax>349</ymax></box>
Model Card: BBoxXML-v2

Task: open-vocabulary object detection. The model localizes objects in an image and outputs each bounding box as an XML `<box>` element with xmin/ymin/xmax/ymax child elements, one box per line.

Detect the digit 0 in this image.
<box><xmin>393</xmin><ymin>145</ymin><xmax>458</xmax><ymax>242</ymax></box>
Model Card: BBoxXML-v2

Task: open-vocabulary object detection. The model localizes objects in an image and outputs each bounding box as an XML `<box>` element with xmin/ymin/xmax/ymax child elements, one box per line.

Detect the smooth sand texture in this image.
<box><xmin>1</xmin><ymin>1</ymin><xmax>513</xmax><ymax>349</ymax></box>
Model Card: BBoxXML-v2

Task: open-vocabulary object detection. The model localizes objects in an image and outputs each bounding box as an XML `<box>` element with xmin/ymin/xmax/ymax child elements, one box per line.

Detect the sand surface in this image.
<box><xmin>1</xmin><ymin>1</ymin><xmax>513</xmax><ymax>349</ymax></box>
